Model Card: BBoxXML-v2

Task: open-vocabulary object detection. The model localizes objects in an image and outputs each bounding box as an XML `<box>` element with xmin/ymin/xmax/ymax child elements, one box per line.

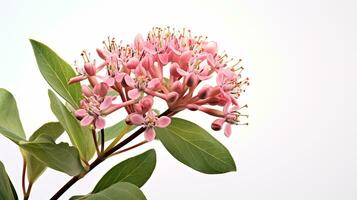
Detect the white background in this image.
<box><xmin>0</xmin><ymin>0</ymin><xmax>356</xmax><ymax>199</ymax></box>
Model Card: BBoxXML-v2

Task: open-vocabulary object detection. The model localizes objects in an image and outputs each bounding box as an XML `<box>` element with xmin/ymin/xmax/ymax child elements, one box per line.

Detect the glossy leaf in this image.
<box><xmin>156</xmin><ymin>118</ymin><xmax>236</xmax><ymax>174</ymax></box>
<box><xmin>30</xmin><ymin>39</ymin><xmax>82</xmax><ymax>108</ymax></box>
<box><xmin>82</xmin><ymin>182</ymin><xmax>146</xmax><ymax>200</ymax></box>
<box><xmin>48</xmin><ymin>90</ymin><xmax>95</xmax><ymax>161</ymax></box>
<box><xmin>0</xmin><ymin>88</ymin><xmax>26</xmax><ymax>144</ymax></box>
<box><xmin>27</xmin><ymin>122</ymin><xmax>64</xmax><ymax>183</ymax></box>
<box><xmin>19</xmin><ymin>139</ymin><xmax>84</xmax><ymax>176</ymax></box>
<box><xmin>0</xmin><ymin>161</ymin><xmax>17</xmax><ymax>200</ymax></box>
<box><xmin>93</xmin><ymin>149</ymin><xmax>156</xmax><ymax>192</ymax></box>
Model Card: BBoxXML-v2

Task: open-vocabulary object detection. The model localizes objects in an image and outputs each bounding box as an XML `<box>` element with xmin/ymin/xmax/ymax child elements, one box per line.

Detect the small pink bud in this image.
<box><xmin>198</xmin><ymin>86</ymin><xmax>210</xmax><ymax>99</ymax></box>
<box><xmin>166</xmin><ymin>92</ymin><xmax>179</xmax><ymax>103</ymax></box>
<box><xmin>211</xmin><ymin>118</ymin><xmax>225</xmax><ymax>131</ymax></box>
<box><xmin>141</xmin><ymin>96</ymin><xmax>153</xmax><ymax>110</ymax></box>
<box><xmin>81</xmin><ymin>85</ymin><xmax>93</xmax><ymax>97</ymax></box>
<box><xmin>186</xmin><ymin>73</ymin><xmax>198</xmax><ymax>87</ymax></box>
<box><xmin>171</xmin><ymin>81</ymin><xmax>183</xmax><ymax>93</ymax></box>
<box><xmin>96</xmin><ymin>48</ymin><xmax>106</xmax><ymax>60</ymax></box>
<box><xmin>141</xmin><ymin>55</ymin><xmax>153</xmax><ymax>69</ymax></box>
<box><xmin>187</xmin><ymin>104</ymin><xmax>199</xmax><ymax>111</ymax></box>
<box><xmin>84</xmin><ymin>63</ymin><xmax>96</xmax><ymax>76</ymax></box>
<box><xmin>170</xmin><ymin>63</ymin><xmax>181</xmax><ymax>77</ymax></box>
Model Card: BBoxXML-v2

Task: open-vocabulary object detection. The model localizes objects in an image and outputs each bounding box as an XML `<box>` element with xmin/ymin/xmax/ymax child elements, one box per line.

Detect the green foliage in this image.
<box><xmin>20</xmin><ymin>138</ymin><xmax>84</xmax><ymax>176</ymax></box>
<box><xmin>0</xmin><ymin>88</ymin><xmax>26</xmax><ymax>144</ymax></box>
<box><xmin>30</xmin><ymin>39</ymin><xmax>82</xmax><ymax>109</ymax></box>
<box><xmin>156</xmin><ymin>118</ymin><xmax>236</xmax><ymax>174</ymax></box>
<box><xmin>0</xmin><ymin>161</ymin><xmax>18</xmax><ymax>200</ymax></box>
<box><xmin>48</xmin><ymin>90</ymin><xmax>95</xmax><ymax>161</ymax></box>
<box><xmin>99</xmin><ymin>120</ymin><xmax>134</xmax><ymax>142</ymax></box>
<box><xmin>72</xmin><ymin>182</ymin><xmax>147</xmax><ymax>200</ymax></box>
<box><xmin>26</xmin><ymin>122</ymin><xmax>64</xmax><ymax>183</ymax></box>
<box><xmin>93</xmin><ymin>149</ymin><xmax>156</xmax><ymax>192</ymax></box>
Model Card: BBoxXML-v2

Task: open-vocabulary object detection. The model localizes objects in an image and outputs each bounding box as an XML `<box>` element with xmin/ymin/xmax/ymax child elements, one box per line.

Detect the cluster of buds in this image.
<box><xmin>69</xmin><ymin>27</ymin><xmax>249</xmax><ymax>140</ymax></box>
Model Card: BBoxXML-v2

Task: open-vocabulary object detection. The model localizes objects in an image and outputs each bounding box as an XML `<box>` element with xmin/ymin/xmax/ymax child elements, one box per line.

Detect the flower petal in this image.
<box><xmin>157</xmin><ymin>116</ymin><xmax>171</xmax><ymax>128</ymax></box>
<box><xmin>93</xmin><ymin>82</ymin><xmax>109</xmax><ymax>97</ymax></box>
<box><xmin>124</xmin><ymin>75</ymin><xmax>136</xmax><ymax>88</ymax></box>
<box><xmin>75</xmin><ymin>109</ymin><xmax>87</xmax><ymax>118</ymax></box>
<box><xmin>224</xmin><ymin>124</ymin><xmax>232</xmax><ymax>137</ymax></box>
<box><xmin>95</xmin><ymin>116</ymin><xmax>106</xmax><ymax>129</ymax></box>
<box><xmin>128</xmin><ymin>88</ymin><xmax>140</xmax><ymax>99</ymax></box>
<box><xmin>129</xmin><ymin>113</ymin><xmax>145</xmax><ymax>125</ymax></box>
<box><xmin>147</xmin><ymin>78</ymin><xmax>161</xmax><ymax>90</ymax></box>
<box><xmin>80</xmin><ymin>115</ymin><xmax>94</xmax><ymax>127</ymax></box>
<box><xmin>144</xmin><ymin>128</ymin><xmax>156</xmax><ymax>142</ymax></box>
<box><xmin>99</xmin><ymin>96</ymin><xmax>113</xmax><ymax>110</ymax></box>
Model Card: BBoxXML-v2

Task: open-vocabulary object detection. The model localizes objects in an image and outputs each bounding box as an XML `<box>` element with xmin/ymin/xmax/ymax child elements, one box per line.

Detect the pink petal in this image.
<box><xmin>104</xmin><ymin>77</ymin><xmax>115</xmax><ymax>86</ymax></box>
<box><xmin>135</xmin><ymin>66</ymin><xmax>147</xmax><ymax>77</ymax></box>
<box><xmin>207</xmin><ymin>54</ymin><xmax>216</xmax><ymax>68</ymax></box>
<box><xmin>134</xmin><ymin>34</ymin><xmax>144</xmax><ymax>51</ymax></box>
<box><xmin>75</xmin><ymin>109</ymin><xmax>87</xmax><ymax>118</ymax></box>
<box><xmin>224</xmin><ymin>124</ymin><xmax>232</xmax><ymax>137</ymax></box>
<box><xmin>95</xmin><ymin>116</ymin><xmax>106</xmax><ymax>129</ymax></box>
<box><xmin>114</xmin><ymin>72</ymin><xmax>125</xmax><ymax>83</ymax></box>
<box><xmin>157</xmin><ymin>116</ymin><xmax>171</xmax><ymax>128</ymax></box>
<box><xmin>124</xmin><ymin>75</ymin><xmax>136</xmax><ymax>88</ymax></box>
<box><xmin>93</xmin><ymin>82</ymin><xmax>109</xmax><ymax>97</ymax></box>
<box><xmin>158</xmin><ymin>53</ymin><xmax>169</xmax><ymax>64</ymax></box>
<box><xmin>129</xmin><ymin>113</ymin><xmax>145</xmax><ymax>125</ymax></box>
<box><xmin>143</xmin><ymin>42</ymin><xmax>157</xmax><ymax>54</ymax></box>
<box><xmin>147</xmin><ymin>78</ymin><xmax>161</xmax><ymax>90</ymax></box>
<box><xmin>80</xmin><ymin>115</ymin><xmax>94</xmax><ymax>127</ymax></box>
<box><xmin>176</xmin><ymin>67</ymin><xmax>189</xmax><ymax>76</ymax></box>
<box><xmin>204</xmin><ymin>41</ymin><xmax>218</xmax><ymax>55</ymax></box>
<box><xmin>99</xmin><ymin>96</ymin><xmax>113</xmax><ymax>110</ymax></box>
<box><xmin>126</xmin><ymin>57</ymin><xmax>140</xmax><ymax>69</ymax></box>
<box><xmin>128</xmin><ymin>88</ymin><xmax>140</xmax><ymax>99</ymax></box>
<box><xmin>144</xmin><ymin>128</ymin><xmax>156</xmax><ymax>142</ymax></box>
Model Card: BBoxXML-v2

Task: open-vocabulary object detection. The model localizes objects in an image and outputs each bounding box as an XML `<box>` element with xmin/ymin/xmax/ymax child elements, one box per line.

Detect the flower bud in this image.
<box><xmin>166</xmin><ymin>92</ymin><xmax>179</xmax><ymax>103</ymax></box>
<box><xmin>81</xmin><ymin>85</ymin><xmax>93</xmax><ymax>97</ymax></box>
<box><xmin>211</xmin><ymin>118</ymin><xmax>224</xmax><ymax>131</ymax></box>
<box><xmin>96</xmin><ymin>48</ymin><xmax>106</xmax><ymax>60</ymax></box>
<box><xmin>186</xmin><ymin>73</ymin><xmax>198</xmax><ymax>87</ymax></box>
<box><xmin>84</xmin><ymin>63</ymin><xmax>96</xmax><ymax>76</ymax></box>
<box><xmin>171</xmin><ymin>81</ymin><xmax>183</xmax><ymax>93</ymax></box>
<box><xmin>187</xmin><ymin>104</ymin><xmax>199</xmax><ymax>111</ymax></box>
<box><xmin>197</xmin><ymin>86</ymin><xmax>210</xmax><ymax>99</ymax></box>
<box><xmin>170</xmin><ymin>62</ymin><xmax>181</xmax><ymax>77</ymax></box>
<box><xmin>203</xmin><ymin>41</ymin><xmax>218</xmax><ymax>55</ymax></box>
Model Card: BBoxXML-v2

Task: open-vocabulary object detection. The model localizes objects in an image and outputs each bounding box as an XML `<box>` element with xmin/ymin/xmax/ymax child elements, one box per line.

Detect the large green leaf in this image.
<box><xmin>26</xmin><ymin>122</ymin><xmax>64</xmax><ymax>183</ymax></box>
<box><xmin>93</xmin><ymin>149</ymin><xmax>156</xmax><ymax>193</ymax></box>
<box><xmin>19</xmin><ymin>138</ymin><xmax>84</xmax><ymax>176</ymax></box>
<box><xmin>30</xmin><ymin>39</ymin><xmax>82</xmax><ymax>108</ymax></box>
<box><xmin>75</xmin><ymin>182</ymin><xmax>147</xmax><ymax>200</ymax></box>
<box><xmin>156</xmin><ymin>118</ymin><xmax>236</xmax><ymax>174</ymax></box>
<box><xmin>98</xmin><ymin>120</ymin><xmax>134</xmax><ymax>142</ymax></box>
<box><xmin>48</xmin><ymin>90</ymin><xmax>94</xmax><ymax>161</ymax></box>
<box><xmin>0</xmin><ymin>161</ymin><xmax>17</xmax><ymax>200</ymax></box>
<box><xmin>0</xmin><ymin>88</ymin><xmax>26</xmax><ymax>144</ymax></box>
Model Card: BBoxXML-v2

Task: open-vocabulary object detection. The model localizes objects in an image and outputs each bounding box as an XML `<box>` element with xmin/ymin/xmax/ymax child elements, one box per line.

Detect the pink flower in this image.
<box><xmin>129</xmin><ymin>110</ymin><xmax>171</xmax><ymax>141</ymax></box>
<box><xmin>74</xmin><ymin>83</ymin><xmax>113</xmax><ymax>129</ymax></box>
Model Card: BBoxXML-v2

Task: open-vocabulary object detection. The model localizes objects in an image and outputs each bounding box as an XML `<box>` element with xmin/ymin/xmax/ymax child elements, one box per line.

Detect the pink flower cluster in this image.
<box><xmin>69</xmin><ymin>27</ymin><xmax>249</xmax><ymax>140</ymax></box>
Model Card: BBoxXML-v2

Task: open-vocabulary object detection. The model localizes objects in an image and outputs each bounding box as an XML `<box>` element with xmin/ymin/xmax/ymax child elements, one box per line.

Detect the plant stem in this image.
<box><xmin>110</xmin><ymin>140</ymin><xmax>148</xmax><ymax>157</ymax></box>
<box><xmin>91</xmin><ymin>129</ymin><xmax>100</xmax><ymax>156</ymax></box>
<box><xmin>50</xmin><ymin>109</ymin><xmax>172</xmax><ymax>200</ymax></box>
<box><xmin>24</xmin><ymin>183</ymin><xmax>32</xmax><ymax>200</ymax></box>
<box><xmin>22</xmin><ymin>157</ymin><xmax>26</xmax><ymax>198</ymax></box>
<box><xmin>105</xmin><ymin>125</ymin><xmax>131</xmax><ymax>152</ymax></box>
<box><xmin>100</xmin><ymin>129</ymin><xmax>105</xmax><ymax>153</ymax></box>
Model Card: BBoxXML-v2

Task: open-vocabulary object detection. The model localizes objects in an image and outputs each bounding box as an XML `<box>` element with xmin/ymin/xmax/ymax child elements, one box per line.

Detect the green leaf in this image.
<box><xmin>48</xmin><ymin>90</ymin><xmax>95</xmax><ymax>161</ymax></box>
<box><xmin>0</xmin><ymin>88</ymin><xmax>26</xmax><ymax>144</ymax></box>
<box><xmin>99</xmin><ymin>120</ymin><xmax>134</xmax><ymax>142</ymax></box>
<box><xmin>81</xmin><ymin>182</ymin><xmax>147</xmax><ymax>200</ymax></box>
<box><xmin>26</xmin><ymin>122</ymin><xmax>64</xmax><ymax>183</ymax></box>
<box><xmin>29</xmin><ymin>122</ymin><xmax>64</xmax><ymax>141</ymax></box>
<box><xmin>0</xmin><ymin>161</ymin><xmax>17</xmax><ymax>200</ymax></box>
<box><xmin>93</xmin><ymin>149</ymin><xmax>156</xmax><ymax>193</ymax></box>
<box><xmin>9</xmin><ymin>177</ymin><xmax>18</xmax><ymax>200</ymax></box>
<box><xmin>19</xmin><ymin>139</ymin><xmax>84</xmax><ymax>176</ymax></box>
<box><xmin>30</xmin><ymin>39</ymin><xmax>82</xmax><ymax>108</ymax></box>
<box><xmin>156</xmin><ymin>118</ymin><xmax>236</xmax><ymax>174</ymax></box>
